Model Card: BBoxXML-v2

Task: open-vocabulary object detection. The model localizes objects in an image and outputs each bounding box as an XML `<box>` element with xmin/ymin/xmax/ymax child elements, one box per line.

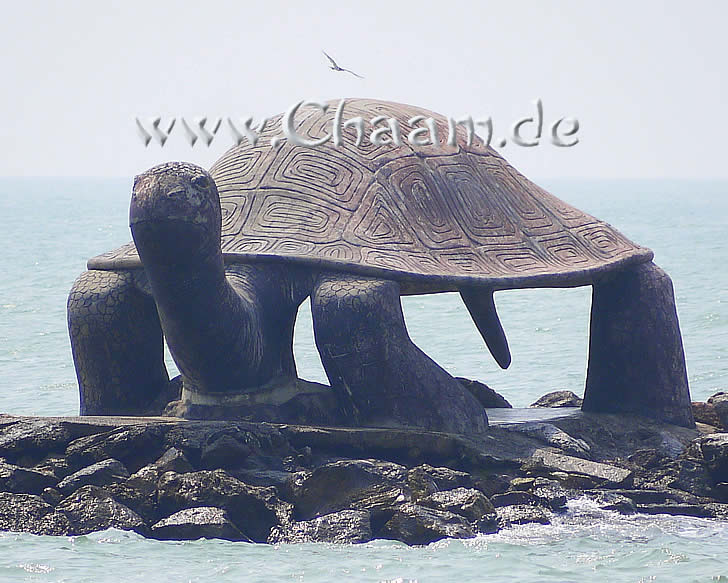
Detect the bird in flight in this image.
<box><xmin>322</xmin><ymin>50</ymin><xmax>364</xmax><ymax>79</ymax></box>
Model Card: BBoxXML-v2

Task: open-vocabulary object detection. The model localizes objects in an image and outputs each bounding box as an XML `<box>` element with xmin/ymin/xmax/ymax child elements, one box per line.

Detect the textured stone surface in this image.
<box><xmin>0</xmin><ymin>460</ymin><xmax>56</xmax><ymax>494</ymax></box>
<box><xmin>457</xmin><ymin>378</ymin><xmax>512</xmax><ymax>408</ymax></box>
<box><xmin>57</xmin><ymin>458</ymin><xmax>129</xmax><ymax>495</ymax></box>
<box><xmin>530</xmin><ymin>391</ymin><xmax>583</xmax><ymax>408</ymax></box>
<box><xmin>151</xmin><ymin>507</ymin><xmax>248</xmax><ymax>541</ymax></box>
<box><xmin>0</xmin><ymin>492</ymin><xmax>71</xmax><ymax>535</ymax></box>
<box><xmin>496</xmin><ymin>504</ymin><xmax>551</xmax><ymax>527</ymax></box>
<box><xmin>524</xmin><ymin>450</ymin><xmax>633</xmax><ymax>488</ymax></box>
<box><xmin>269</xmin><ymin>509</ymin><xmax>372</xmax><ymax>544</ymax></box>
<box><xmin>708</xmin><ymin>393</ymin><xmax>728</xmax><ymax>430</ymax></box>
<box><xmin>379</xmin><ymin>503</ymin><xmax>475</xmax><ymax>545</ymax></box>
<box><xmin>56</xmin><ymin>485</ymin><xmax>147</xmax><ymax>535</ymax></box>
<box><xmin>419</xmin><ymin>487</ymin><xmax>495</xmax><ymax>522</ymax></box>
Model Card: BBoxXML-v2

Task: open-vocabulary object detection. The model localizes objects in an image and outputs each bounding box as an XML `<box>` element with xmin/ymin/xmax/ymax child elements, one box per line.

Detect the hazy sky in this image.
<box><xmin>1</xmin><ymin>0</ymin><xmax>726</xmax><ymax>179</ymax></box>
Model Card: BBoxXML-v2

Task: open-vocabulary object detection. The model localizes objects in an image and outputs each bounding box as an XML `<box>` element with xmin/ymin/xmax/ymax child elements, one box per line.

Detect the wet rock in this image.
<box><xmin>0</xmin><ymin>459</ymin><xmax>57</xmax><ymax>494</ymax></box>
<box><xmin>268</xmin><ymin>509</ymin><xmax>372</xmax><ymax>544</ymax></box>
<box><xmin>0</xmin><ymin>492</ymin><xmax>71</xmax><ymax>535</ymax></box>
<box><xmin>531</xmin><ymin>482</ymin><xmax>569</xmax><ymax>511</ymax></box>
<box><xmin>157</xmin><ymin>470</ymin><xmax>289</xmax><ymax>542</ymax></box>
<box><xmin>524</xmin><ymin>450</ymin><xmax>633</xmax><ymax>488</ymax></box>
<box><xmin>378</xmin><ymin>503</ymin><xmax>474</xmax><ymax>545</ymax></box>
<box><xmin>457</xmin><ymin>378</ymin><xmax>512</xmax><ymax>408</ymax></box>
<box><xmin>490</xmin><ymin>491</ymin><xmax>538</xmax><ymax>507</ymax></box>
<box><xmin>151</xmin><ymin>507</ymin><xmax>248</xmax><ymax>541</ymax></box>
<box><xmin>638</xmin><ymin>459</ymin><xmax>712</xmax><ymax>497</ymax></box>
<box><xmin>290</xmin><ymin>459</ymin><xmax>409</xmax><ymax>520</ymax></box>
<box><xmin>584</xmin><ymin>491</ymin><xmax>636</xmax><ymax>514</ymax></box>
<box><xmin>154</xmin><ymin>447</ymin><xmax>194</xmax><ymax>474</ymax></box>
<box><xmin>40</xmin><ymin>487</ymin><xmax>63</xmax><ymax>506</ymax></box>
<box><xmin>530</xmin><ymin>391</ymin><xmax>583</xmax><ymax>408</ymax></box>
<box><xmin>496</xmin><ymin>504</ymin><xmax>551</xmax><ymax>527</ymax></box>
<box><xmin>708</xmin><ymin>393</ymin><xmax>728</xmax><ymax>430</ymax></box>
<box><xmin>419</xmin><ymin>487</ymin><xmax>495</xmax><ymax>522</ymax></box>
<box><xmin>66</xmin><ymin>425</ymin><xmax>167</xmax><ymax>473</ymax></box>
<box><xmin>56</xmin><ymin>485</ymin><xmax>147</xmax><ymax>535</ymax></box>
<box><xmin>692</xmin><ymin>402</ymin><xmax>722</xmax><ymax>428</ymax></box>
<box><xmin>57</xmin><ymin>458</ymin><xmax>130</xmax><ymax>495</ymax></box>
<box><xmin>635</xmin><ymin>503</ymin><xmax>714</xmax><ymax>518</ymax></box>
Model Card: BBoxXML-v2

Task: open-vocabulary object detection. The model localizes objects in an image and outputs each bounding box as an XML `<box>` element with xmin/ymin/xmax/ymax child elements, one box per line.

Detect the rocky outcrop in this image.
<box><xmin>530</xmin><ymin>391</ymin><xmax>583</xmax><ymax>408</ymax></box>
<box><xmin>0</xmin><ymin>412</ymin><xmax>727</xmax><ymax>545</ymax></box>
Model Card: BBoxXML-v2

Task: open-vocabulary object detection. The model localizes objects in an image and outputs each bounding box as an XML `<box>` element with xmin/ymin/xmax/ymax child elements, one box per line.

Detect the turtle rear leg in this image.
<box><xmin>311</xmin><ymin>273</ymin><xmax>488</xmax><ymax>434</ymax></box>
<box><xmin>68</xmin><ymin>269</ymin><xmax>170</xmax><ymax>415</ymax></box>
<box><xmin>583</xmin><ymin>261</ymin><xmax>693</xmax><ymax>427</ymax></box>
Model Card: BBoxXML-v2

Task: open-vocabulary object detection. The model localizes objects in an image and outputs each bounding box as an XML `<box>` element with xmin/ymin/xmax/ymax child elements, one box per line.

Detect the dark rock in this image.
<box><xmin>473</xmin><ymin>474</ymin><xmax>512</xmax><ymax>497</ymax></box>
<box><xmin>57</xmin><ymin>458</ymin><xmax>130</xmax><ymax>495</ymax></box>
<box><xmin>106</xmin><ymin>473</ymin><xmax>160</xmax><ymax>525</ymax></box>
<box><xmin>638</xmin><ymin>459</ymin><xmax>712</xmax><ymax>497</ymax></box>
<box><xmin>530</xmin><ymin>391</ymin><xmax>583</xmax><ymax>408</ymax></box>
<box><xmin>56</xmin><ymin>485</ymin><xmax>147</xmax><ymax>535</ymax></box>
<box><xmin>66</xmin><ymin>425</ymin><xmax>167</xmax><ymax>473</ymax></box>
<box><xmin>692</xmin><ymin>402</ymin><xmax>722</xmax><ymax>428</ymax></box>
<box><xmin>0</xmin><ymin>492</ymin><xmax>71</xmax><ymax>535</ymax></box>
<box><xmin>502</xmin><ymin>422</ymin><xmax>590</xmax><ymax>455</ymax></box>
<box><xmin>41</xmin><ymin>487</ymin><xmax>63</xmax><ymax>506</ymax></box>
<box><xmin>151</xmin><ymin>507</ymin><xmax>248</xmax><ymax>541</ymax></box>
<box><xmin>496</xmin><ymin>504</ymin><xmax>551</xmax><ymax>527</ymax></box>
<box><xmin>419</xmin><ymin>487</ymin><xmax>495</xmax><ymax>522</ymax></box>
<box><xmin>584</xmin><ymin>490</ymin><xmax>636</xmax><ymax>513</ymax></box>
<box><xmin>290</xmin><ymin>459</ymin><xmax>408</xmax><ymax>520</ymax></box>
<box><xmin>378</xmin><ymin>503</ymin><xmax>474</xmax><ymax>545</ymax></box>
<box><xmin>704</xmin><ymin>503</ymin><xmax>728</xmax><ymax>519</ymax></box>
<box><xmin>32</xmin><ymin>454</ymin><xmax>72</xmax><ymax>481</ymax></box>
<box><xmin>532</xmin><ymin>483</ymin><xmax>569</xmax><ymax>511</ymax></box>
<box><xmin>457</xmin><ymin>378</ymin><xmax>512</xmax><ymax>408</ymax></box>
<box><xmin>407</xmin><ymin>465</ymin><xmax>473</xmax><ymax>501</ymax></box>
<box><xmin>157</xmin><ymin>470</ymin><xmax>290</xmax><ymax>542</ymax></box>
<box><xmin>201</xmin><ymin>431</ymin><xmax>253</xmax><ymax>470</ymax></box>
<box><xmin>154</xmin><ymin>447</ymin><xmax>194</xmax><ymax>474</ymax></box>
<box><xmin>0</xmin><ymin>459</ymin><xmax>57</xmax><ymax>494</ymax></box>
<box><xmin>685</xmin><ymin>433</ymin><xmax>728</xmax><ymax>486</ymax></box>
<box><xmin>491</xmin><ymin>491</ymin><xmax>538</xmax><ymax>507</ymax></box>
<box><xmin>627</xmin><ymin>448</ymin><xmax>671</xmax><ymax>470</ymax></box>
<box><xmin>523</xmin><ymin>450</ymin><xmax>633</xmax><ymax>488</ymax></box>
<box><xmin>232</xmin><ymin>469</ymin><xmax>293</xmax><ymax>491</ymax></box>
<box><xmin>708</xmin><ymin>393</ymin><xmax>728</xmax><ymax>430</ymax></box>
<box><xmin>0</xmin><ymin>421</ymin><xmax>72</xmax><ymax>461</ymax></box>
<box><xmin>268</xmin><ymin>509</ymin><xmax>372</xmax><ymax>544</ymax></box>
<box><xmin>635</xmin><ymin>503</ymin><xmax>714</xmax><ymax>518</ymax></box>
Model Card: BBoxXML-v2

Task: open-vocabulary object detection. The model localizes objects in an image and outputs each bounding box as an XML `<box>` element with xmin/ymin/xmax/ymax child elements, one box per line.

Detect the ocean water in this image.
<box><xmin>0</xmin><ymin>177</ymin><xmax>727</xmax><ymax>581</ymax></box>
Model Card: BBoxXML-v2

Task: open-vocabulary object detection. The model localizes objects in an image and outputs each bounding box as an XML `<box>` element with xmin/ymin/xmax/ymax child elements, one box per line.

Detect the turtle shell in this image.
<box><xmin>89</xmin><ymin>99</ymin><xmax>652</xmax><ymax>291</ymax></box>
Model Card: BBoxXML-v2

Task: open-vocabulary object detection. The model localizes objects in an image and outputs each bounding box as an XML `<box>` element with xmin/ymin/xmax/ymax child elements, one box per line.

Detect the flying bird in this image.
<box><xmin>322</xmin><ymin>50</ymin><xmax>364</xmax><ymax>79</ymax></box>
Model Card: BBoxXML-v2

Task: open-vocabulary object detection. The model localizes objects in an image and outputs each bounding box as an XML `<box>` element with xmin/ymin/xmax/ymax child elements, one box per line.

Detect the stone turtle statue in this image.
<box><xmin>67</xmin><ymin>99</ymin><xmax>693</xmax><ymax>432</ymax></box>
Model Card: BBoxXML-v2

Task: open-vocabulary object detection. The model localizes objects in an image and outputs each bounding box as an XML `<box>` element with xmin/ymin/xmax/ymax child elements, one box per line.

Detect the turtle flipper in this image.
<box><xmin>311</xmin><ymin>273</ymin><xmax>488</xmax><ymax>434</ymax></box>
<box><xmin>459</xmin><ymin>287</ymin><xmax>511</xmax><ymax>369</ymax></box>
<box><xmin>67</xmin><ymin>269</ymin><xmax>170</xmax><ymax>415</ymax></box>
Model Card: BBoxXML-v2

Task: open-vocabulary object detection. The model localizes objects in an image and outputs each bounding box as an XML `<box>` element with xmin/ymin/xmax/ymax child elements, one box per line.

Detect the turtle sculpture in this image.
<box><xmin>67</xmin><ymin>99</ymin><xmax>693</xmax><ymax>433</ymax></box>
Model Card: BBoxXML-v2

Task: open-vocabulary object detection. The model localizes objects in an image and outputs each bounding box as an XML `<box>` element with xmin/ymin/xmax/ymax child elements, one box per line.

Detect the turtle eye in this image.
<box><xmin>192</xmin><ymin>175</ymin><xmax>210</xmax><ymax>189</ymax></box>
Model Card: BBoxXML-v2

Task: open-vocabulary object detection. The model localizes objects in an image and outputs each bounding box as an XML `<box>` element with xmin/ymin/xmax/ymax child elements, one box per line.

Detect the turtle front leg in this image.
<box><xmin>311</xmin><ymin>273</ymin><xmax>488</xmax><ymax>434</ymax></box>
<box><xmin>67</xmin><ymin>269</ymin><xmax>171</xmax><ymax>415</ymax></box>
<box><xmin>583</xmin><ymin>261</ymin><xmax>694</xmax><ymax>427</ymax></box>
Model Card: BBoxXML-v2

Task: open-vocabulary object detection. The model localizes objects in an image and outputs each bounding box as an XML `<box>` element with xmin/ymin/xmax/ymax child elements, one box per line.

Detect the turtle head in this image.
<box><xmin>130</xmin><ymin>162</ymin><xmax>222</xmax><ymax>264</ymax></box>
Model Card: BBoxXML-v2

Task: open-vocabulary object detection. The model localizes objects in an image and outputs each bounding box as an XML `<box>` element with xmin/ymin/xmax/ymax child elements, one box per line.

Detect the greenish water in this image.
<box><xmin>0</xmin><ymin>178</ymin><xmax>726</xmax><ymax>581</ymax></box>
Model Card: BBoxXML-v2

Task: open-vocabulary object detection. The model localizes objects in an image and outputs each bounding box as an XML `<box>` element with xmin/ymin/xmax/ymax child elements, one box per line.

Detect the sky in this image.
<box><xmin>1</xmin><ymin>0</ymin><xmax>726</xmax><ymax>179</ymax></box>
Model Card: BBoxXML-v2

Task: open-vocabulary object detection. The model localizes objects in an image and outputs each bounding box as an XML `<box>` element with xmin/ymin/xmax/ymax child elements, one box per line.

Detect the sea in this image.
<box><xmin>0</xmin><ymin>177</ymin><xmax>726</xmax><ymax>582</ymax></box>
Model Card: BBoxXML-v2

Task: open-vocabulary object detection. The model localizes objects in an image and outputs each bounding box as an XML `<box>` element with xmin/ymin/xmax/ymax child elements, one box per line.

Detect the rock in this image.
<box><xmin>106</xmin><ymin>475</ymin><xmax>160</xmax><ymax>525</ymax></box>
<box><xmin>290</xmin><ymin>459</ymin><xmax>408</xmax><ymax>521</ymax></box>
<box><xmin>635</xmin><ymin>503</ymin><xmax>714</xmax><ymax>518</ymax></box>
<box><xmin>708</xmin><ymin>393</ymin><xmax>728</xmax><ymax>430</ymax></box>
<box><xmin>490</xmin><ymin>491</ymin><xmax>538</xmax><ymax>507</ymax></box>
<box><xmin>268</xmin><ymin>509</ymin><xmax>372</xmax><ymax>544</ymax></box>
<box><xmin>154</xmin><ymin>447</ymin><xmax>194</xmax><ymax>474</ymax></box>
<box><xmin>56</xmin><ymin>485</ymin><xmax>147</xmax><ymax>535</ymax></box>
<box><xmin>56</xmin><ymin>458</ymin><xmax>130</xmax><ymax>495</ymax></box>
<box><xmin>151</xmin><ymin>507</ymin><xmax>248</xmax><ymax>541</ymax></box>
<box><xmin>232</xmin><ymin>469</ymin><xmax>293</xmax><ymax>491</ymax></box>
<box><xmin>200</xmin><ymin>431</ymin><xmax>253</xmax><ymax>470</ymax></box>
<box><xmin>407</xmin><ymin>465</ymin><xmax>473</xmax><ymax>501</ymax></box>
<box><xmin>378</xmin><ymin>503</ymin><xmax>475</xmax><ymax>545</ymax></box>
<box><xmin>496</xmin><ymin>505</ymin><xmax>551</xmax><ymax>527</ymax></box>
<box><xmin>524</xmin><ymin>450</ymin><xmax>633</xmax><ymax>488</ymax></box>
<box><xmin>32</xmin><ymin>454</ymin><xmax>72</xmax><ymax>480</ymax></box>
<box><xmin>638</xmin><ymin>459</ymin><xmax>712</xmax><ymax>497</ymax></box>
<box><xmin>41</xmin><ymin>487</ymin><xmax>63</xmax><ymax>506</ymax></box>
<box><xmin>627</xmin><ymin>448</ymin><xmax>671</xmax><ymax>470</ymax></box>
<box><xmin>584</xmin><ymin>491</ymin><xmax>636</xmax><ymax>514</ymax></box>
<box><xmin>157</xmin><ymin>470</ymin><xmax>289</xmax><ymax>542</ymax></box>
<box><xmin>692</xmin><ymin>402</ymin><xmax>722</xmax><ymax>428</ymax></box>
<box><xmin>0</xmin><ymin>421</ymin><xmax>72</xmax><ymax>461</ymax></box>
<box><xmin>530</xmin><ymin>391</ymin><xmax>583</xmax><ymax>408</ymax></box>
<box><xmin>502</xmin><ymin>422</ymin><xmax>590</xmax><ymax>456</ymax></box>
<box><xmin>418</xmin><ymin>487</ymin><xmax>495</xmax><ymax>522</ymax></box>
<box><xmin>66</xmin><ymin>425</ymin><xmax>166</xmax><ymax>474</ymax></box>
<box><xmin>457</xmin><ymin>378</ymin><xmax>512</xmax><ymax>408</ymax></box>
<box><xmin>531</xmin><ymin>482</ymin><xmax>569</xmax><ymax>511</ymax></box>
<box><xmin>0</xmin><ymin>459</ymin><xmax>57</xmax><ymax>494</ymax></box>
<box><xmin>685</xmin><ymin>433</ymin><xmax>728</xmax><ymax>486</ymax></box>
<box><xmin>0</xmin><ymin>492</ymin><xmax>71</xmax><ymax>535</ymax></box>
<box><xmin>473</xmin><ymin>474</ymin><xmax>512</xmax><ymax>498</ymax></box>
